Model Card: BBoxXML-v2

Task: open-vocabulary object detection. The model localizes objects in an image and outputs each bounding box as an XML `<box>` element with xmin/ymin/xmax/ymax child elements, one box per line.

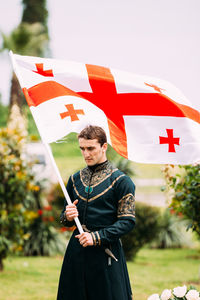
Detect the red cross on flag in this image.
<box><xmin>11</xmin><ymin>53</ymin><xmax>200</xmax><ymax>165</ymax></box>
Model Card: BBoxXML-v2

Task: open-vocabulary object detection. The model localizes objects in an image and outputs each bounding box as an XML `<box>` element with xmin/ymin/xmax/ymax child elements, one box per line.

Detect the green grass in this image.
<box><xmin>0</xmin><ymin>256</ymin><xmax>61</xmax><ymax>300</ymax></box>
<box><xmin>131</xmin><ymin>248</ymin><xmax>200</xmax><ymax>299</ymax></box>
<box><xmin>54</xmin><ymin>156</ymin><xmax>85</xmax><ymax>180</ymax></box>
<box><xmin>0</xmin><ymin>248</ymin><xmax>199</xmax><ymax>300</ymax></box>
<box><xmin>50</xmin><ymin>133</ymin><xmax>81</xmax><ymax>158</ymax></box>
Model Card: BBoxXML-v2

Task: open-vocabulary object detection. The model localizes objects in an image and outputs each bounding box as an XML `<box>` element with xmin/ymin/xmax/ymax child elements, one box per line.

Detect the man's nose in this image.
<box><xmin>83</xmin><ymin>150</ymin><xmax>90</xmax><ymax>158</ymax></box>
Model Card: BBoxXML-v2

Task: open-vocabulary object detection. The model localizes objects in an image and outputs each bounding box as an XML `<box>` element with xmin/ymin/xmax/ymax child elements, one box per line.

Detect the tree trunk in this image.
<box><xmin>9</xmin><ymin>72</ymin><xmax>24</xmax><ymax>111</ymax></box>
<box><xmin>0</xmin><ymin>257</ymin><xmax>4</xmax><ymax>272</ymax></box>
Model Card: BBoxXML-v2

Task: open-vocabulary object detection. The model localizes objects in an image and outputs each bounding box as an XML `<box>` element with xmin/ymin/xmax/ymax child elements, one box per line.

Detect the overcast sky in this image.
<box><xmin>0</xmin><ymin>0</ymin><xmax>200</xmax><ymax>110</ymax></box>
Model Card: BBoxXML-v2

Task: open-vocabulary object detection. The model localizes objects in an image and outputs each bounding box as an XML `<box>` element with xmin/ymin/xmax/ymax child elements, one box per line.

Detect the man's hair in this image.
<box><xmin>78</xmin><ymin>125</ymin><xmax>107</xmax><ymax>146</ymax></box>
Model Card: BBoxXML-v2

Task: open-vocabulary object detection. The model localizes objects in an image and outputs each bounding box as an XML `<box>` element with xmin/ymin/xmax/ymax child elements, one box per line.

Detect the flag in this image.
<box><xmin>11</xmin><ymin>53</ymin><xmax>200</xmax><ymax>165</ymax></box>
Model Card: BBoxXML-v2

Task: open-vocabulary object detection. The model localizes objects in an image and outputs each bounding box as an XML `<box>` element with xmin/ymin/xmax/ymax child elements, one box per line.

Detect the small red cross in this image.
<box><xmin>145</xmin><ymin>82</ymin><xmax>165</xmax><ymax>93</ymax></box>
<box><xmin>159</xmin><ymin>129</ymin><xmax>180</xmax><ymax>152</ymax></box>
<box><xmin>60</xmin><ymin>104</ymin><xmax>85</xmax><ymax>122</ymax></box>
<box><xmin>33</xmin><ymin>63</ymin><xmax>54</xmax><ymax>77</ymax></box>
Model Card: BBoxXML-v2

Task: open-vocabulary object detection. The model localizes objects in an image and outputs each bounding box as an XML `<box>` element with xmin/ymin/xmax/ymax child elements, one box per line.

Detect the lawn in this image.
<box><xmin>0</xmin><ymin>248</ymin><xmax>199</xmax><ymax>300</ymax></box>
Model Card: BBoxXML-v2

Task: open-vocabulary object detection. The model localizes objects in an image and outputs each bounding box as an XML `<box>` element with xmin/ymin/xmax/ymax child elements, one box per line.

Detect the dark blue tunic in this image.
<box><xmin>57</xmin><ymin>161</ymin><xmax>135</xmax><ymax>300</ymax></box>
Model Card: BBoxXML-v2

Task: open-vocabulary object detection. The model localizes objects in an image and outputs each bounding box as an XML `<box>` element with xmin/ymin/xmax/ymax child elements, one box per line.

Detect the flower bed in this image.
<box><xmin>148</xmin><ymin>285</ymin><xmax>200</xmax><ymax>300</ymax></box>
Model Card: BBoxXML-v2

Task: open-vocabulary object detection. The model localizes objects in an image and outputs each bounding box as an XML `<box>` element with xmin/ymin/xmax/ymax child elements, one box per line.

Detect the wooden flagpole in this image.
<box><xmin>9</xmin><ymin>51</ymin><xmax>84</xmax><ymax>234</ymax></box>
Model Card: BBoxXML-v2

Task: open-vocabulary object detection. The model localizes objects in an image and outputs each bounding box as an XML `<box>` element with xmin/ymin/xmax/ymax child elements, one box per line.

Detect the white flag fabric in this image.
<box><xmin>11</xmin><ymin>53</ymin><xmax>200</xmax><ymax>164</ymax></box>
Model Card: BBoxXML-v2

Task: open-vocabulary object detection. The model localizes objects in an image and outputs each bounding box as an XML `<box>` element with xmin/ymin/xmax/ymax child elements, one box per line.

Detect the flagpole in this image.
<box><xmin>9</xmin><ymin>51</ymin><xmax>84</xmax><ymax>234</ymax></box>
<box><xmin>43</xmin><ymin>142</ymin><xmax>84</xmax><ymax>234</ymax></box>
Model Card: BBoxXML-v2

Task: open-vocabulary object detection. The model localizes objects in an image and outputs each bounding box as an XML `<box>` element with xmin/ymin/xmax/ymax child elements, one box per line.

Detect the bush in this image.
<box><xmin>0</xmin><ymin>127</ymin><xmax>66</xmax><ymax>270</ymax></box>
<box><xmin>23</xmin><ymin>205</ymin><xmax>66</xmax><ymax>256</ymax></box>
<box><xmin>163</xmin><ymin>164</ymin><xmax>200</xmax><ymax>238</ymax></box>
<box><xmin>47</xmin><ymin>182</ymin><xmax>66</xmax><ymax>212</ymax></box>
<box><xmin>150</xmin><ymin>209</ymin><xmax>192</xmax><ymax>249</ymax></box>
<box><xmin>121</xmin><ymin>202</ymin><xmax>160</xmax><ymax>261</ymax></box>
<box><xmin>0</xmin><ymin>127</ymin><xmax>43</xmax><ymax>270</ymax></box>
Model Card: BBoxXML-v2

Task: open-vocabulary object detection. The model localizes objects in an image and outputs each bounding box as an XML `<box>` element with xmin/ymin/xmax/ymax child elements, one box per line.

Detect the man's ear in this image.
<box><xmin>102</xmin><ymin>143</ymin><xmax>108</xmax><ymax>152</ymax></box>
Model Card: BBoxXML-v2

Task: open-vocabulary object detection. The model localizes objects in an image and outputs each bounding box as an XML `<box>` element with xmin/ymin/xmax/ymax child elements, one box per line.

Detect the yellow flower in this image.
<box><xmin>24</xmin><ymin>211</ymin><xmax>38</xmax><ymax>221</ymax></box>
<box><xmin>23</xmin><ymin>233</ymin><xmax>31</xmax><ymax>240</ymax></box>
<box><xmin>14</xmin><ymin>204</ymin><xmax>23</xmax><ymax>210</ymax></box>
<box><xmin>16</xmin><ymin>171</ymin><xmax>25</xmax><ymax>179</ymax></box>
<box><xmin>33</xmin><ymin>185</ymin><xmax>40</xmax><ymax>192</ymax></box>
<box><xmin>16</xmin><ymin>245</ymin><xmax>23</xmax><ymax>252</ymax></box>
<box><xmin>1</xmin><ymin>210</ymin><xmax>7</xmax><ymax>220</ymax></box>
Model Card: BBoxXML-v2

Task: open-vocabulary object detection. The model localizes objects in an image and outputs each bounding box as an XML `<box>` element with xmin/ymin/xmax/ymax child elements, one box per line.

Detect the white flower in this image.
<box><xmin>173</xmin><ymin>285</ymin><xmax>187</xmax><ymax>298</ymax></box>
<box><xmin>147</xmin><ymin>294</ymin><xmax>160</xmax><ymax>300</ymax></box>
<box><xmin>186</xmin><ymin>289</ymin><xmax>200</xmax><ymax>300</ymax></box>
<box><xmin>161</xmin><ymin>289</ymin><xmax>172</xmax><ymax>300</ymax></box>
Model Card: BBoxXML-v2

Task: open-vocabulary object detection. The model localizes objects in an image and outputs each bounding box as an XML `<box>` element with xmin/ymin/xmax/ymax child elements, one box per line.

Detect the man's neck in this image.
<box><xmin>88</xmin><ymin>160</ymin><xmax>108</xmax><ymax>171</ymax></box>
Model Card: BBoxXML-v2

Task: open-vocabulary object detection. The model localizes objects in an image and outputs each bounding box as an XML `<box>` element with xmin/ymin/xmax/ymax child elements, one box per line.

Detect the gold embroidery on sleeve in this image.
<box><xmin>117</xmin><ymin>193</ymin><xmax>135</xmax><ymax>218</ymax></box>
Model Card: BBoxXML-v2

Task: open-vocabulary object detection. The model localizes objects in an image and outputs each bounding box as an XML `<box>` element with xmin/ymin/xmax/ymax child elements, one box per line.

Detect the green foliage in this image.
<box><xmin>1</xmin><ymin>21</ymin><xmax>49</xmax><ymax>109</ymax></box>
<box><xmin>47</xmin><ymin>182</ymin><xmax>66</xmax><ymax>213</ymax></box>
<box><xmin>112</xmin><ymin>157</ymin><xmax>135</xmax><ymax>177</ymax></box>
<box><xmin>107</xmin><ymin>143</ymin><xmax>135</xmax><ymax>177</ymax></box>
<box><xmin>23</xmin><ymin>206</ymin><xmax>65</xmax><ymax>256</ymax></box>
<box><xmin>1</xmin><ymin>22</ymin><xmax>48</xmax><ymax>57</ymax></box>
<box><xmin>0</xmin><ymin>127</ymin><xmax>66</xmax><ymax>270</ymax></box>
<box><xmin>0</xmin><ymin>103</ymin><xmax>9</xmax><ymax>128</ymax></box>
<box><xmin>24</xmin><ymin>107</ymin><xmax>40</xmax><ymax>140</ymax></box>
<box><xmin>0</xmin><ymin>127</ymin><xmax>43</xmax><ymax>269</ymax></box>
<box><xmin>165</xmin><ymin>164</ymin><xmax>200</xmax><ymax>238</ymax></box>
<box><xmin>150</xmin><ymin>209</ymin><xmax>191</xmax><ymax>249</ymax></box>
<box><xmin>121</xmin><ymin>203</ymin><xmax>160</xmax><ymax>261</ymax></box>
<box><xmin>106</xmin><ymin>144</ymin><xmax>119</xmax><ymax>161</ymax></box>
<box><xmin>22</xmin><ymin>0</ymin><xmax>48</xmax><ymax>33</ymax></box>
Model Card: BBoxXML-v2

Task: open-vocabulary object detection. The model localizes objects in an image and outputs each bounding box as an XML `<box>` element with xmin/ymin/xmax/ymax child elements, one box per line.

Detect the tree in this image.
<box><xmin>164</xmin><ymin>164</ymin><xmax>200</xmax><ymax>238</ymax></box>
<box><xmin>22</xmin><ymin>0</ymin><xmax>48</xmax><ymax>34</ymax></box>
<box><xmin>1</xmin><ymin>22</ymin><xmax>48</xmax><ymax>109</ymax></box>
<box><xmin>1</xmin><ymin>0</ymin><xmax>49</xmax><ymax>109</ymax></box>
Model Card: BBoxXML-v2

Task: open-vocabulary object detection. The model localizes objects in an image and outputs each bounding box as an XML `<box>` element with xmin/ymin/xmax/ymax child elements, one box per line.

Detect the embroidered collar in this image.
<box><xmin>80</xmin><ymin>160</ymin><xmax>115</xmax><ymax>188</ymax></box>
<box><xmin>88</xmin><ymin>160</ymin><xmax>109</xmax><ymax>173</ymax></box>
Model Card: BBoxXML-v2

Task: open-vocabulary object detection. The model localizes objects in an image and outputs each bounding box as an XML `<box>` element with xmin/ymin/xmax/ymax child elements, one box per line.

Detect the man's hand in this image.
<box><xmin>65</xmin><ymin>199</ymin><xmax>79</xmax><ymax>221</ymax></box>
<box><xmin>75</xmin><ymin>232</ymin><xmax>94</xmax><ymax>247</ymax></box>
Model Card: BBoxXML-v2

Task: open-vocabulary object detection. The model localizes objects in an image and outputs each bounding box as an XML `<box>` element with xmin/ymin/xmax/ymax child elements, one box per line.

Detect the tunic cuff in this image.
<box><xmin>60</xmin><ymin>212</ymin><xmax>75</xmax><ymax>227</ymax></box>
<box><xmin>91</xmin><ymin>231</ymin><xmax>101</xmax><ymax>246</ymax></box>
<box><xmin>91</xmin><ymin>232</ymin><xmax>96</xmax><ymax>246</ymax></box>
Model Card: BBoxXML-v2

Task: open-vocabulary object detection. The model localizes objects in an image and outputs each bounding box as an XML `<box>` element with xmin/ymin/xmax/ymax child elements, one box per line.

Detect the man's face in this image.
<box><xmin>78</xmin><ymin>138</ymin><xmax>107</xmax><ymax>166</ymax></box>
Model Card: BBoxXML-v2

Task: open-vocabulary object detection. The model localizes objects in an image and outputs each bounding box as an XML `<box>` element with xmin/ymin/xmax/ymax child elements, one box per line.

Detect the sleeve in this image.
<box><xmin>92</xmin><ymin>175</ymin><xmax>136</xmax><ymax>247</ymax></box>
<box><xmin>60</xmin><ymin>176</ymin><xmax>76</xmax><ymax>228</ymax></box>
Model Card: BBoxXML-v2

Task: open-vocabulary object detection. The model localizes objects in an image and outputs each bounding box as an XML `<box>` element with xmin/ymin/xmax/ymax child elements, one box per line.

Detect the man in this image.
<box><xmin>57</xmin><ymin>125</ymin><xmax>136</xmax><ymax>300</ymax></box>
